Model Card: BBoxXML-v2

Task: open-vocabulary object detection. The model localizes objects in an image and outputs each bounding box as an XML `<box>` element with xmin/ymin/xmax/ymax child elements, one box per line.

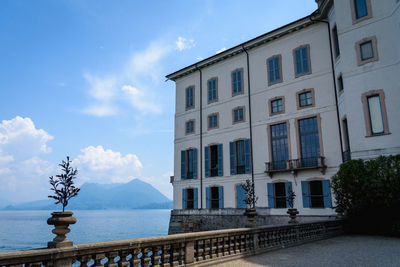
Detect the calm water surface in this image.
<box><xmin>0</xmin><ymin>210</ymin><xmax>170</xmax><ymax>252</ymax></box>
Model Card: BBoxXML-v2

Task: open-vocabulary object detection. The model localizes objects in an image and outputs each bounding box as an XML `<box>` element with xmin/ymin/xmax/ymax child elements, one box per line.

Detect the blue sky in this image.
<box><xmin>0</xmin><ymin>0</ymin><xmax>317</xmax><ymax>204</ymax></box>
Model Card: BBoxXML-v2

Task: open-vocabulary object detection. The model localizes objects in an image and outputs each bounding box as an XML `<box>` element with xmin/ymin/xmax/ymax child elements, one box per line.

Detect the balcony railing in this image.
<box><xmin>0</xmin><ymin>220</ymin><xmax>343</xmax><ymax>267</ymax></box>
<box><xmin>265</xmin><ymin>156</ymin><xmax>327</xmax><ymax>177</ymax></box>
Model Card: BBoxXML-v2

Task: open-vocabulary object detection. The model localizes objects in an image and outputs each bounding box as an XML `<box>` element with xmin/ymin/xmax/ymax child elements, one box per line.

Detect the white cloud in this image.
<box><xmin>73</xmin><ymin>145</ymin><xmax>143</xmax><ymax>184</ymax></box>
<box><xmin>216</xmin><ymin>47</ymin><xmax>227</xmax><ymax>54</ymax></box>
<box><xmin>176</xmin><ymin>37</ymin><xmax>195</xmax><ymax>51</ymax></box>
<box><xmin>0</xmin><ymin>117</ymin><xmax>55</xmax><ymax>203</ymax></box>
<box><xmin>84</xmin><ymin>73</ymin><xmax>117</xmax><ymax>101</ymax></box>
<box><xmin>83</xmin><ymin>104</ymin><xmax>118</xmax><ymax>117</ymax></box>
<box><xmin>122</xmin><ymin>85</ymin><xmax>161</xmax><ymax>114</ymax></box>
<box><xmin>196</xmin><ymin>56</ymin><xmax>204</xmax><ymax>61</ymax></box>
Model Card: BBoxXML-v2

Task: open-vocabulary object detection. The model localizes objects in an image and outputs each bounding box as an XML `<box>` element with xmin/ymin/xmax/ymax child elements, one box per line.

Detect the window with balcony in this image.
<box><xmin>270</xmin><ymin>123</ymin><xmax>289</xmax><ymax>170</ymax></box>
<box><xmin>181</xmin><ymin>148</ymin><xmax>197</xmax><ymax>179</ymax></box>
<box><xmin>205</xmin><ymin>144</ymin><xmax>223</xmax><ymax>177</ymax></box>
<box><xmin>230</xmin><ymin>139</ymin><xmax>251</xmax><ymax>175</ymax></box>
<box><xmin>207</xmin><ymin>78</ymin><xmax>218</xmax><ymax>103</ymax></box>
<box><xmin>298</xmin><ymin>117</ymin><xmax>320</xmax><ymax>167</ymax></box>
<box><xmin>206</xmin><ymin>186</ymin><xmax>223</xmax><ymax>209</ymax></box>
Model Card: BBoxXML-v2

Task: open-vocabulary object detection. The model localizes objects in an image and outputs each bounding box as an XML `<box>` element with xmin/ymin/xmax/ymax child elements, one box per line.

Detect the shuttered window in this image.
<box><xmin>232</xmin><ymin>69</ymin><xmax>243</xmax><ymax>95</ymax></box>
<box><xmin>185</xmin><ymin>87</ymin><xmax>194</xmax><ymax>109</ymax></box>
<box><xmin>233</xmin><ymin>108</ymin><xmax>244</xmax><ymax>123</ymax></box>
<box><xmin>301</xmin><ymin>180</ymin><xmax>332</xmax><ymax>208</ymax></box>
<box><xmin>181</xmin><ymin>148</ymin><xmax>197</xmax><ymax>179</ymax></box>
<box><xmin>294</xmin><ymin>46</ymin><xmax>310</xmax><ymax>76</ymax></box>
<box><xmin>230</xmin><ymin>139</ymin><xmax>251</xmax><ymax>175</ymax></box>
<box><xmin>205</xmin><ymin>144</ymin><xmax>223</xmax><ymax>177</ymax></box>
<box><xmin>182</xmin><ymin>188</ymin><xmax>198</xmax><ymax>209</ymax></box>
<box><xmin>267</xmin><ymin>182</ymin><xmax>292</xmax><ymax>208</ymax></box>
<box><xmin>267</xmin><ymin>56</ymin><xmax>281</xmax><ymax>84</ymax></box>
<box><xmin>207</xmin><ymin>78</ymin><xmax>217</xmax><ymax>103</ymax></box>
<box><xmin>206</xmin><ymin>186</ymin><xmax>223</xmax><ymax>209</ymax></box>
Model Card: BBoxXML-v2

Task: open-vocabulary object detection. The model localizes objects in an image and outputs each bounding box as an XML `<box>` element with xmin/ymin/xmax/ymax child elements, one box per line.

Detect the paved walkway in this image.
<box><xmin>217</xmin><ymin>235</ymin><xmax>400</xmax><ymax>267</ymax></box>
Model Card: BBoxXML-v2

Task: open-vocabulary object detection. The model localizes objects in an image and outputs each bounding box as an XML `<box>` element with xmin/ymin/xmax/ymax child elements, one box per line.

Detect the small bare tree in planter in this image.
<box><xmin>242</xmin><ymin>179</ymin><xmax>258</xmax><ymax>227</ymax></box>
<box><xmin>286</xmin><ymin>188</ymin><xmax>299</xmax><ymax>224</ymax></box>
<box><xmin>47</xmin><ymin>156</ymin><xmax>80</xmax><ymax>248</ymax></box>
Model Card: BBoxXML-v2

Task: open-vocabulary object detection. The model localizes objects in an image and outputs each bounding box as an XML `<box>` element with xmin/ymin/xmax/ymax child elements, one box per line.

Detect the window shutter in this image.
<box><xmin>208</xmin><ymin>81</ymin><xmax>211</xmax><ymax>102</ymax></box>
<box><xmin>205</xmin><ymin>146</ymin><xmax>210</xmax><ymax>178</ymax></box>
<box><xmin>181</xmin><ymin>150</ymin><xmax>186</xmax><ymax>180</ymax></box>
<box><xmin>244</xmin><ymin>139</ymin><xmax>251</xmax><ymax>174</ymax></box>
<box><xmin>237</xmin><ymin>70</ymin><xmax>242</xmax><ymax>93</ymax></box>
<box><xmin>274</xmin><ymin>57</ymin><xmax>280</xmax><ymax>80</ymax></box>
<box><xmin>206</xmin><ymin>187</ymin><xmax>210</xmax><ymax>209</ymax></box>
<box><xmin>182</xmin><ymin>189</ymin><xmax>187</xmax><ymax>209</ymax></box>
<box><xmin>267</xmin><ymin>183</ymin><xmax>275</xmax><ymax>208</ymax></box>
<box><xmin>193</xmin><ymin>148</ymin><xmax>197</xmax><ymax>179</ymax></box>
<box><xmin>194</xmin><ymin>188</ymin><xmax>198</xmax><ymax>209</ymax></box>
<box><xmin>268</xmin><ymin>59</ymin><xmax>274</xmax><ymax>82</ymax></box>
<box><xmin>322</xmin><ymin>180</ymin><xmax>332</xmax><ymax>208</ymax></box>
<box><xmin>295</xmin><ymin>49</ymin><xmax>302</xmax><ymax>74</ymax></box>
<box><xmin>301</xmin><ymin>181</ymin><xmax>310</xmax><ymax>208</ymax></box>
<box><xmin>302</xmin><ymin>47</ymin><xmax>309</xmax><ymax>73</ymax></box>
<box><xmin>285</xmin><ymin>182</ymin><xmax>293</xmax><ymax>208</ymax></box>
<box><xmin>232</xmin><ymin>72</ymin><xmax>236</xmax><ymax>94</ymax></box>
<box><xmin>236</xmin><ymin>184</ymin><xmax>246</xmax><ymax>208</ymax></box>
<box><xmin>217</xmin><ymin>144</ymin><xmax>223</xmax><ymax>176</ymax></box>
<box><xmin>218</xmin><ymin>186</ymin><xmax>224</xmax><ymax>209</ymax></box>
<box><xmin>230</xmin><ymin>141</ymin><xmax>235</xmax><ymax>175</ymax></box>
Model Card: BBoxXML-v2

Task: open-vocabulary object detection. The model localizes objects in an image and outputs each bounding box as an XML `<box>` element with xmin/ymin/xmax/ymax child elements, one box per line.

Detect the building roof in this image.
<box><xmin>166</xmin><ymin>13</ymin><xmax>318</xmax><ymax>81</ymax></box>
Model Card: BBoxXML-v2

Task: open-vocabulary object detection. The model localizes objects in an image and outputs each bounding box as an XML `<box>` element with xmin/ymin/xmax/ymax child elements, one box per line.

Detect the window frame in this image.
<box><xmin>355</xmin><ymin>36</ymin><xmax>378</xmax><ymax>66</ymax></box>
<box><xmin>267</xmin><ymin>120</ymin><xmax>291</xmax><ymax>170</ymax></box>
<box><xmin>186</xmin><ymin>188</ymin><xmax>195</xmax><ymax>209</ymax></box>
<box><xmin>332</xmin><ymin>25</ymin><xmax>340</xmax><ymax>59</ymax></box>
<box><xmin>267</xmin><ymin>54</ymin><xmax>283</xmax><ymax>86</ymax></box>
<box><xmin>235</xmin><ymin>139</ymin><xmax>246</xmax><ymax>175</ymax></box>
<box><xmin>337</xmin><ymin>74</ymin><xmax>344</xmax><ymax>94</ymax></box>
<box><xmin>231</xmin><ymin>68</ymin><xmax>244</xmax><ymax>96</ymax></box>
<box><xmin>350</xmin><ymin>0</ymin><xmax>373</xmax><ymax>24</ymax></box>
<box><xmin>296</xmin><ymin>88</ymin><xmax>315</xmax><ymax>110</ymax></box>
<box><xmin>185</xmin><ymin>86</ymin><xmax>195</xmax><ymax>110</ymax></box>
<box><xmin>274</xmin><ymin>182</ymin><xmax>287</xmax><ymax>209</ymax></box>
<box><xmin>185</xmin><ymin>119</ymin><xmax>195</xmax><ymax>135</ymax></box>
<box><xmin>309</xmin><ymin>180</ymin><xmax>325</xmax><ymax>208</ymax></box>
<box><xmin>207</xmin><ymin>77</ymin><xmax>218</xmax><ymax>104</ymax></box>
<box><xmin>361</xmin><ymin>89</ymin><xmax>390</xmax><ymax>137</ymax></box>
<box><xmin>232</xmin><ymin>106</ymin><xmax>246</xmax><ymax>124</ymax></box>
<box><xmin>293</xmin><ymin>44</ymin><xmax>312</xmax><ymax>78</ymax></box>
<box><xmin>269</xmin><ymin>96</ymin><xmax>285</xmax><ymax>116</ymax></box>
<box><xmin>207</xmin><ymin>113</ymin><xmax>219</xmax><ymax>130</ymax></box>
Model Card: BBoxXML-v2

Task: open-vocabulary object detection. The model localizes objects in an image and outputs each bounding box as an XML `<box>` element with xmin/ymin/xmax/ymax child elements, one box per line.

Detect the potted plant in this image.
<box><xmin>242</xmin><ymin>179</ymin><xmax>258</xmax><ymax>227</ymax></box>
<box><xmin>47</xmin><ymin>156</ymin><xmax>80</xmax><ymax>248</ymax></box>
<box><xmin>286</xmin><ymin>188</ymin><xmax>299</xmax><ymax>224</ymax></box>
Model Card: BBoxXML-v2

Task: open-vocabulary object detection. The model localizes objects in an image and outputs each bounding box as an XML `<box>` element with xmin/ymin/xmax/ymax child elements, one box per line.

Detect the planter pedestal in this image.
<box><xmin>287</xmin><ymin>208</ymin><xmax>299</xmax><ymax>224</ymax></box>
<box><xmin>47</xmin><ymin>211</ymin><xmax>77</xmax><ymax>248</ymax></box>
<box><xmin>244</xmin><ymin>208</ymin><xmax>258</xmax><ymax>228</ymax></box>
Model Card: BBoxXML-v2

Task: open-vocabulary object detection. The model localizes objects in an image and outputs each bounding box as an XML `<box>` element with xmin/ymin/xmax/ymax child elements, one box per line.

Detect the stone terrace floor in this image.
<box><xmin>218</xmin><ymin>235</ymin><xmax>400</xmax><ymax>267</ymax></box>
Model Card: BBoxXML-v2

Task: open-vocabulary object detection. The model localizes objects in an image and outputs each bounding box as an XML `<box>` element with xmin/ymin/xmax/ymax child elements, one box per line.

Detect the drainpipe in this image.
<box><xmin>195</xmin><ymin>65</ymin><xmax>204</xmax><ymax>209</ymax></box>
<box><xmin>242</xmin><ymin>45</ymin><xmax>256</xmax><ymax>209</ymax></box>
<box><xmin>309</xmin><ymin>13</ymin><xmax>344</xmax><ymax>163</ymax></box>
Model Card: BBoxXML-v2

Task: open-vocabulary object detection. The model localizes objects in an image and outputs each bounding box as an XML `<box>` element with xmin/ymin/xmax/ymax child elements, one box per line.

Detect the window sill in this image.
<box><xmin>365</xmin><ymin>132</ymin><xmax>391</xmax><ymax>138</ymax></box>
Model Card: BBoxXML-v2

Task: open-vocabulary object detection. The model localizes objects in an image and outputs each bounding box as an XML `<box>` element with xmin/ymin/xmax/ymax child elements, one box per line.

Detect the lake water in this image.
<box><xmin>0</xmin><ymin>210</ymin><xmax>171</xmax><ymax>252</ymax></box>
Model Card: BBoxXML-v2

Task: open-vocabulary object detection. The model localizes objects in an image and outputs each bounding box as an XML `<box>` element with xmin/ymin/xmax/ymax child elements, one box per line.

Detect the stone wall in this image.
<box><xmin>168</xmin><ymin>208</ymin><xmax>337</xmax><ymax>234</ymax></box>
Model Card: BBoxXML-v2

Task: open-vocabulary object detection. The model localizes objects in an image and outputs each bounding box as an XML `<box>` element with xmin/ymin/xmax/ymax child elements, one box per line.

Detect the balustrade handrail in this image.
<box><xmin>0</xmin><ymin>219</ymin><xmax>344</xmax><ymax>267</ymax></box>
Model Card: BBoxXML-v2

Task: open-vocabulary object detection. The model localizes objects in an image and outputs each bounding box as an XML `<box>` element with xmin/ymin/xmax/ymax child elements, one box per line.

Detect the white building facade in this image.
<box><xmin>167</xmin><ymin>0</ymin><xmax>400</xmax><ymax>229</ymax></box>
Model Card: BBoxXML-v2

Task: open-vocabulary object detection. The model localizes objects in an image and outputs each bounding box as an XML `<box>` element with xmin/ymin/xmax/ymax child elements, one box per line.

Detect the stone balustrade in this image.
<box><xmin>0</xmin><ymin>219</ymin><xmax>343</xmax><ymax>267</ymax></box>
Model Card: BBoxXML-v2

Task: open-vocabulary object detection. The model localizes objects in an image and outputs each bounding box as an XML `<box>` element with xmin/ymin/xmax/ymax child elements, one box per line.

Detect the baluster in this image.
<box><xmin>179</xmin><ymin>242</ymin><xmax>185</xmax><ymax>265</ymax></box>
<box><xmin>204</xmin><ymin>239</ymin><xmax>210</xmax><ymax>260</ymax></box>
<box><xmin>210</xmin><ymin>238</ymin><xmax>217</xmax><ymax>259</ymax></box>
<box><xmin>171</xmin><ymin>244</ymin><xmax>179</xmax><ymax>266</ymax></box>
<box><xmin>130</xmin><ymin>248</ymin><xmax>141</xmax><ymax>267</ymax></box>
<box><xmin>216</xmin><ymin>237</ymin><xmax>223</xmax><ymax>257</ymax></box>
<box><xmin>78</xmin><ymin>255</ymin><xmax>92</xmax><ymax>267</ymax></box>
<box><xmin>93</xmin><ymin>253</ymin><xmax>105</xmax><ymax>267</ymax></box>
<box><xmin>105</xmin><ymin>252</ymin><xmax>118</xmax><ymax>267</ymax></box>
<box><xmin>161</xmin><ymin>245</ymin><xmax>171</xmax><ymax>267</ymax></box>
<box><xmin>118</xmin><ymin>251</ymin><xmax>129</xmax><ymax>267</ymax></box>
<box><xmin>234</xmin><ymin>236</ymin><xmax>240</xmax><ymax>254</ymax></box>
<box><xmin>224</xmin><ymin>237</ymin><xmax>230</xmax><ymax>256</ymax></box>
<box><xmin>142</xmin><ymin>247</ymin><xmax>152</xmax><ymax>267</ymax></box>
<box><xmin>197</xmin><ymin>240</ymin><xmax>204</xmax><ymax>261</ymax></box>
<box><xmin>152</xmin><ymin>246</ymin><xmax>162</xmax><ymax>267</ymax></box>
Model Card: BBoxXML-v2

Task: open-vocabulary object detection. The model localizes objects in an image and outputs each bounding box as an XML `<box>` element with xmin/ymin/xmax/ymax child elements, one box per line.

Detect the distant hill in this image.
<box><xmin>2</xmin><ymin>179</ymin><xmax>172</xmax><ymax>210</ymax></box>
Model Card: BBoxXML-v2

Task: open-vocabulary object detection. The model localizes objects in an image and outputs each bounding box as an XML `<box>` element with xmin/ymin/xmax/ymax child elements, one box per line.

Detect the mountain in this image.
<box><xmin>2</xmin><ymin>179</ymin><xmax>172</xmax><ymax>210</ymax></box>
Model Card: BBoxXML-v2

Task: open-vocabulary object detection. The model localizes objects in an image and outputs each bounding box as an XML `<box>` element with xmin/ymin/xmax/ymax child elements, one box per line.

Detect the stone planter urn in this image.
<box><xmin>287</xmin><ymin>208</ymin><xmax>299</xmax><ymax>224</ymax></box>
<box><xmin>244</xmin><ymin>208</ymin><xmax>258</xmax><ymax>227</ymax></box>
<box><xmin>47</xmin><ymin>211</ymin><xmax>77</xmax><ymax>248</ymax></box>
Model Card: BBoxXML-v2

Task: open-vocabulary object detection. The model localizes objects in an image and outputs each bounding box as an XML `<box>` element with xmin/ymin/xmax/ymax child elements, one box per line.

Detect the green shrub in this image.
<box><xmin>331</xmin><ymin>155</ymin><xmax>400</xmax><ymax>236</ymax></box>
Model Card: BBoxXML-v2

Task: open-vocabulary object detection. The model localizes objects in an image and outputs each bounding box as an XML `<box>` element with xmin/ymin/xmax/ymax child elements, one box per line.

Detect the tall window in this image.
<box><xmin>298</xmin><ymin>117</ymin><xmax>320</xmax><ymax>167</ymax></box>
<box><xmin>181</xmin><ymin>148</ymin><xmax>197</xmax><ymax>179</ymax></box>
<box><xmin>332</xmin><ymin>26</ymin><xmax>340</xmax><ymax>58</ymax></box>
<box><xmin>270</xmin><ymin>123</ymin><xmax>289</xmax><ymax>170</ymax></box>
<box><xmin>267</xmin><ymin>55</ymin><xmax>282</xmax><ymax>85</ymax></box>
<box><xmin>267</xmin><ymin>182</ymin><xmax>292</xmax><ymax>209</ymax></box>
<box><xmin>233</xmin><ymin>107</ymin><xmax>244</xmax><ymax>123</ymax></box>
<box><xmin>185</xmin><ymin>86</ymin><xmax>194</xmax><ymax>109</ymax></box>
<box><xmin>182</xmin><ymin>188</ymin><xmax>198</xmax><ymax>209</ymax></box>
<box><xmin>205</xmin><ymin>144</ymin><xmax>223</xmax><ymax>177</ymax></box>
<box><xmin>208</xmin><ymin>114</ymin><xmax>219</xmax><ymax>129</ymax></box>
<box><xmin>230</xmin><ymin>139</ymin><xmax>251</xmax><ymax>175</ymax></box>
<box><xmin>367</xmin><ymin>95</ymin><xmax>384</xmax><ymax>134</ymax></box>
<box><xmin>294</xmin><ymin>45</ymin><xmax>311</xmax><ymax>77</ymax></box>
<box><xmin>185</xmin><ymin>120</ymin><xmax>194</xmax><ymax>134</ymax></box>
<box><xmin>207</xmin><ymin>78</ymin><xmax>217</xmax><ymax>103</ymax></box>
<box><xmin>354</xmin><ymin>0</ymin><xmax>368</xmax><ymax>19</ymax></box>
<box><xmin>206</xmin><ymin>186</ymin><xmax>223</xmax><ymax>209</ymax></box>
<box><xmin>232</xmin><ymin>69</ymin><xmax>243</xmax><ymax>95</ymax></box>
<box><xmin>301</xmin><ymin>180</ymin><xmax>332</xmax><ymax>208</ymax></box>
<box><xmin>298</xmin><ymin>91</ymin><xmax>313</xmax><ymax>107</ymax></box>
